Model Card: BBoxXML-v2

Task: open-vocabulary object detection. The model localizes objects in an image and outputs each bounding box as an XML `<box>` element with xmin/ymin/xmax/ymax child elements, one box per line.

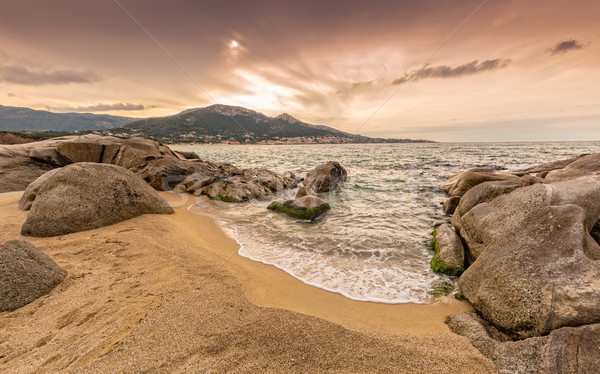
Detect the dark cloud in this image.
<box><xmin>49</xmin><ymin>103</ymin><xmax>149</xmax><ymax>112</ymax></box>
<box><xmin>546</xmin><ymin>39</ymin><xmax>586</xmax><ymax>55</ymax></box>
<box><xmin>392</xmin><ymin>58</ymin><xmax>512</xmax><ymax>85</ymax></box>
<box><xmin>7</xmin><ymin>92</ymin><xmax>16</xmax><ymax>97</ymax></box>
<box><xmin>0</xmin><ymin>65</ymin><xmax>101</xmax><ymax>85</ymax></box>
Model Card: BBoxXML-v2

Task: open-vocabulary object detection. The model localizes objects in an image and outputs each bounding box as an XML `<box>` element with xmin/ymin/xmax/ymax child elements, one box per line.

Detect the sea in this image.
<box><xmin>172</xmin><ymin>142</ymin><xmax>600</xmax><ymax>304</ymax></box>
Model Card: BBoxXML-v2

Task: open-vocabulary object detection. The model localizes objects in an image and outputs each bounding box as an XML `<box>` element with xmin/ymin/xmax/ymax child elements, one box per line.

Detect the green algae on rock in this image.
<box><xmin>267</xmin><ymin>196</ymin><xmax>331</xmax><ymax>221</ymax></box>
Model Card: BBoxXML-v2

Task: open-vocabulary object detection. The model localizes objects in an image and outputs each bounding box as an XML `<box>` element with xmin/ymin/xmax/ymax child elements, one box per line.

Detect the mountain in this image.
<box><xmin>0</xmin><ymin>105</ymin><xmax>135</xmax><ymax>132</ymax></box>
<box><xmin>122</xmin><ymin>104</ymin><xmax>369</xmax><ymax>142</ymax></box>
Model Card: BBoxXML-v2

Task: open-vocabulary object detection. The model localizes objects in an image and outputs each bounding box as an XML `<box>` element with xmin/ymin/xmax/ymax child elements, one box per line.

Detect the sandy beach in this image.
<box><xmin>0</xmin><ymin>190</ymin><xmax>494</xmax><ymax>373</ymax></box>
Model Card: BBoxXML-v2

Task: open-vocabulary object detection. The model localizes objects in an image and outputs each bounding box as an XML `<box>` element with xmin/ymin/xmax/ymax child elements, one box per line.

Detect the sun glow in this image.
<box><xmin>230</xmin><ymin>40</ymin><xmax>239</xmax><ymax>48</ymax></box>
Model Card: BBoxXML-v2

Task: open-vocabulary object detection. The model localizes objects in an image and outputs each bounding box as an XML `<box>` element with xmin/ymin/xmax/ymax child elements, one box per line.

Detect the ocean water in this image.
<box><xmin>173</xmin><ymin>142</ymin><xmax>600</xmax><ymax>304</ymax></box>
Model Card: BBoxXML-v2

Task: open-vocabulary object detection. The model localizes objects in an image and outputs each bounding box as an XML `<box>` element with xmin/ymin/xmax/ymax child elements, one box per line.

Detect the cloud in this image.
<box><xmin>336</xmin><ymin>80</ymin><xmax>374</xmax><ymax>95</ymax></box>
<box><xmin>7</xmin><ymin>92</ymin><xmax>16</xmax><ymax>97</ymax></box>
<box><xmin>49</xmin><ymin>103</ymin><xmax>149</xmax><ymax>112</ymax></box>
<box><xmin>392</xmin><ymin>58</ymin><xmax>512</xmax><ymax>85</ymax></box>
<box><xmin>546</xmin><ymin>39</ymin><xmax>586</xmax><ymax>55</ymax></box>
<box><xmin>0</xmin><ymin>64</ymin><xmax>102</xmax><ymax>85</ymax></box>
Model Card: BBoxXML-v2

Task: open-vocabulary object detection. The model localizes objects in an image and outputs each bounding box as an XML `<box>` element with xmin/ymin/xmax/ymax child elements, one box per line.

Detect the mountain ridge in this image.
<box><xmin>0</xmin><ymin>105</ymin><xmax>135</xmax><ymax>132</ymax></box>
<box><xmin>0</xmin><ymin>104</ymin><xmax>433</xmax><ymax>144</ymax></box>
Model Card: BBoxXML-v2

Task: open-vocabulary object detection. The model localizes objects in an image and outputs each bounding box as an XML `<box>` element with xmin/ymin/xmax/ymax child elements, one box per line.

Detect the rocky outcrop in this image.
<box><xmin>446</xmin><ymin>312</ymin><xmax>600</xmax><ymax>373</ymax></box>
<box><xmin>440</xmin><ymin>153</ymin><xmax>600</xmax><ymax>368</ymax></box>
<box><xmin>0</xmin><ymin>240</ymin><xmax>67</xmax><ymax>312</ymax></box>
<box><xmin>268</xmin><ymin>196</ymin><xmax>330</xmax><ymax>221</ymax></box>
<box><xmin>430</xmin><ymin>223</ymin><xmax>464</xmax><ymax>276</ymax></box>
<box><xmin>21</xmin><ymin>163</ymin><xmax>174</xmax><ymax>237</ymax></box>
<box><xmin>305</xmin><ymin>161</ymin><xmax>347</xmax><ymax>193</ymax></box>
<box><xmin>444</xmin><ymin>168</ymin><xmax>518</xmax><ymax>197</ymax></box>
<box><xmin>0</xmin><ymin>134</ymin><xmax>298</xmax><ymax>202</ymax></box>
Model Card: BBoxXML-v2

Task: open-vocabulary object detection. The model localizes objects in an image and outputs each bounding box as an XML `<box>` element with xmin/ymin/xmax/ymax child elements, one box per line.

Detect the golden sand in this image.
<box><xmin>0</xmin><ymin>191</ymin><xmax>493</xmax><ymax>373</ymax></box>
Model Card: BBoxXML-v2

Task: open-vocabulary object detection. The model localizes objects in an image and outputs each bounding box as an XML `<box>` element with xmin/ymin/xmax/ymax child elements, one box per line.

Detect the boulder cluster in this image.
<box><xmin>435</xmin><ymin>153</ymin><xmax>600</xmax><ymax>372</ymax></box>
<box><xmin>0</xmin><ymin>135</ymin><xmax>348</xmax><ymax>312</ymax></box>
<box><xmin>0</xmin><ymin>134</ymin><xmax>299</xmax><ymax>201</ymax></box>
<box><xmin>0</xmin><ymin>134</ymin><xmax>307</xmax><ymax>312</ymax></box>
<box><xmin>267</xmin><ymin>161</ymin><xmax>347</xmax><ymax>221</ymax></box>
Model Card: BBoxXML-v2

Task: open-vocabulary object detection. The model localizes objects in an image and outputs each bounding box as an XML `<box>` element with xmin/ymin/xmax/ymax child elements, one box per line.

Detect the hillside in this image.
<box><xmin>0</xmin><ymin>105</ymin><xmax>135</xmax><ymax>132</ymax></box>
<box><xmin>121</xmin><ymin>104</ymin><xmax>426</xmax><ymax>144</ymax></box>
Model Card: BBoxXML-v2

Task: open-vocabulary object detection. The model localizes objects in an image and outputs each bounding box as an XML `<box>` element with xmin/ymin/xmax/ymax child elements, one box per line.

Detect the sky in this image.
<box><xmin>0</xmin><ymin>0</ymin><xmax>599</xmax><ymax>141</ymax></box>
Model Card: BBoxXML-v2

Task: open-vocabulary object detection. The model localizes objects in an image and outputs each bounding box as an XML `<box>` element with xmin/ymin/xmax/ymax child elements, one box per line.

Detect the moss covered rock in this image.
<box><xmin>268</xmin><ymin>196</ymin><xmax>330</xmax><ymax>221</ymax></box>
<box><xmin>430</xmin><ymin>224</ymin><xmax>465</xmax><ymax>277</ymax></box>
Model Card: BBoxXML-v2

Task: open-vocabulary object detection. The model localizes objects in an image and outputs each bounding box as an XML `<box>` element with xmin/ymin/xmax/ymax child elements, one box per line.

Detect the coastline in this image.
<box><xmin>0</xmin><ymin>190</ymin><xmax>493</xmax><ymax>372</ymax></box>
<box><xmin>163</xmin><ymin>193</ymin><xmax>473</xmax><ymax>335</ymax></box>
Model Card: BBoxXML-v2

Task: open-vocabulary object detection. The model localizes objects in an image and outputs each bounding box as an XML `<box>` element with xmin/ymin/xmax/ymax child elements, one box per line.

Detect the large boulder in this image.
<box><xmin>21</xmin><ymin>163</ymin><xmax>174</xmax><ymax>237</ymax></box>
<box><xmin>305</xmin><ymin>161</ymin><xmax>347</xmax><ymax>193</ymax></box>
<box><xmin>444</xmin><ymin>168</ymin><xmax>518</xmax><ymax>197</ymax></box>
<box><xmin>0</xmin><ymin>240</ymin><xmax>67</xmax><ymax>312</ymax></box>
<box><xmin>446</xmin><ymin>312</ymin><xmax>600</xmax><ymax>373</ymax></box>
<box><xmin>268</xmin><ymin>196</ymin><xmax>331</xmax><ymax>221</ymax></box>
<box><xmin>430</xmin><ymin>223</ymin><xmax>464</xmax><ymax>276</ymax></box>
<box><xmin>451</xmin><ymin>176</ymin><xmax>600</xmax><ymax>259</ymax></box>
<box><xmin>458</xmin><ymin>204</ymin><xmax>600</xmax><ymax>339</ymax></box>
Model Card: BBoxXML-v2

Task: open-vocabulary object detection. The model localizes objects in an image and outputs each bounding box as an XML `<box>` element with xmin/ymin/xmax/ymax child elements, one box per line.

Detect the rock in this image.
<box><xmin>451</xmin><ymin>176</ymin><xmax>600</xmax><ymax>260</ymax></box>
<box><xmin>442</xmin><ymin>196</ymin><xmax>461</xmax><ymax>215</ymax></box>
<box><xmin>21</xmin><ymin>163</ymin><xmax>174</xmax><ymax>237</ymax></box>
<box><xmin>520</xmin><ymin>154</ymin><xmax>588</xmax><ymax>176</ymax></box>
<box><xmin>446</xmin><ymin>312</ymin><xmax>600</xmax><ymax>373</ymax></box>
<box><xmin>0</xmin><ymin>240</ymin><xmax>67</xmax><ymax>312</ymax></box>
<box><xmin>175</xmin><ymin>151</ymin><xmax>201</xmax><ymax>160</ymax></box>
<box><xmin>137</xmin><ymin>157</ymin><xmax>202</xmax><ymax>191</ymax></box>
<box><xmin>451</xmin><ymin>178</ymin><xmax>525</xmax><ymax>225</ymax></box>
<box><xmin>305</xmin><ymin>161</ymin><xmax>347</xmax><ymax>192</ymax></box>
<box><xmin>295</xmin><ymin>186</ymin><xmax>316</xmax><ymax>198</ymax></box>
<box><xmin>458</xmin><ymin>203</ymin><xmax>600</xmax><ymax>339</ymax></box>
<box><xmin>0</xmin><ymin>147</ymin><xmax>56</xmax><ymax>193</ymax></box>
<box><xmin>18</xmin><ymin>168</ymin><xmax>61</xmax><ymax>211</ymax></box>
<box><xmin>444</xmin><ymin>168</ymin><xmax>518</xmax><ymax>197</ymax></box>
<box><xmin>430</xmin><ymin>224</ymin><xmax>464</xmax><ymax>276</ymax></box>
<box><xmin>545</xmin><ymin>153</ymin><xmax>600</xmax><ymax>181</ymax></box>
<box><xmin>268</xmin><ymin>196</ymin><xmax>331</xmax><ymax>221</ymax></box>
<box><xmin>0</xmin><ymin>135</ymin><xmax>299</xmax><ymax>202</ymax></box>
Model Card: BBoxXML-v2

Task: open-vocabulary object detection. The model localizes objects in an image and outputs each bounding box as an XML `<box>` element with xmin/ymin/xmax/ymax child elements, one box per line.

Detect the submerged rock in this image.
<box><xmin>0</xmin><ymin>240</ymin><xmax>67</xmax><ymax>312</ymax></box>
<box><xmin>305</xmin><ymin>161</ymin><xmax>347</xmax><ymax>192</ymax></box>
<box><xmin>268</xmin><ymin>196</ymin><xmax>330</xmax><ymax>221</ymax></box>
<box><xmin>21</xmin><ymin>163</ymin><xmax>174</xmax><ymax>237</ymax></box>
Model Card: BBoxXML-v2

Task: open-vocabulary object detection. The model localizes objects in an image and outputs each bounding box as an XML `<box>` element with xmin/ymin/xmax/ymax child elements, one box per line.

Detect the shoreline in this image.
<box><xmin>0</xmin><ymin>190</ymin><xmax>492</xmax><ymax>372</ymax></box>
<box><xmin>160</xmin><ymin>192</ymin><xmax>473</xmax><ymax>335</ymax></box>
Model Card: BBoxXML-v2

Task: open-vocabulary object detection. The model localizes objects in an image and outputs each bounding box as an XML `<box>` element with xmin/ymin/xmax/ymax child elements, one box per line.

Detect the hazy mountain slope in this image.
<box><xmin>0</xmin><ymin>105</ymin><xmax>135</xmax><ymax>131</ymax></box>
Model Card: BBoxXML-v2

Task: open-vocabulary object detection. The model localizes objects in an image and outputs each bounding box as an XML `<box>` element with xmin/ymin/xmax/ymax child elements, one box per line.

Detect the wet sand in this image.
<box><xmin>0</xmin><ymin>191</ymin><xmax>493</xmax><ymax>373</ymax></box>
